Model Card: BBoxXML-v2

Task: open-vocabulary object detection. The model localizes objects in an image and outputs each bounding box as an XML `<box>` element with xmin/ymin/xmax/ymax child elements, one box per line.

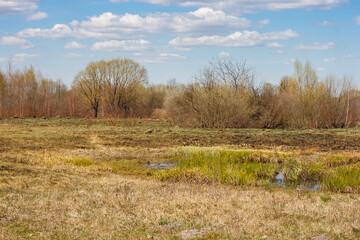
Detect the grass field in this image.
<box><xmin>1</xmin><ymin>118</ymin><xmax>360</xmax><ymax>239</ymax></box>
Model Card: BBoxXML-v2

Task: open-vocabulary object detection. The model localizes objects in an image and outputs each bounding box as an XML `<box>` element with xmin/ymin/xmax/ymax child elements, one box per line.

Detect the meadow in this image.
<box><xmin>0</xmin><ymin>118</ymin><xmax>360</xmax><ymax>239</ymax></box>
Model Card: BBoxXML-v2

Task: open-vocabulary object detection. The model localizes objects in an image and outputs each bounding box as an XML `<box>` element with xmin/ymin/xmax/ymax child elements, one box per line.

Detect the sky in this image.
<box><xmin>0</xmin><ymin>0</ymin><xmax>359</xmax><ymax>87</ymax></box>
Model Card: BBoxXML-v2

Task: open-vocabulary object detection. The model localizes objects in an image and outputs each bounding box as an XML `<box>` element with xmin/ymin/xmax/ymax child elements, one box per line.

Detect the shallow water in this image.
<box><xmin>145</xmin><ymin>162</ymin><xmax>176</xmax><ymax>170</ymax></box>
<box><xmin>273</xmin><ymin>172</ymin><xmax>321</xmax><ymax>191</ymax></box>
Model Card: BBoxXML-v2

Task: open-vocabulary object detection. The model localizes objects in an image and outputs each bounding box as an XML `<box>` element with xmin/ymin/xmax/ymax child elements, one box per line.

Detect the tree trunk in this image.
<box><xmin>94</xmin><ymin>107</ymin><xmax>98</xmax><ymax>118</ymax></box>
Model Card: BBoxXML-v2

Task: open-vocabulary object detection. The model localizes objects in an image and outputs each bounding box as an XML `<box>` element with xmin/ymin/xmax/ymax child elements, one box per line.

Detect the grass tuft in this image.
<box><xmin>66</xmin><ymin>157</ymin><xmax>94</xmax><ymax>167</ymax></box>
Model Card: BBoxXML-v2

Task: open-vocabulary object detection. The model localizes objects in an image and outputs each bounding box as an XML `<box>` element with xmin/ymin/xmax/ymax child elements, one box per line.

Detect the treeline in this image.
<box><xmin>0</xmin><ymin>58</ymin><xmax>359</xmax><ymax>128</ymax></box>
<box><xmin>0</xmin><ymin>61</ymin><xmax>166</xmax><ymax>118</ymax></box>
<box><xmin>0</xmin><ymin>65</ymin><xmax>76</xmax><ymax>117</ymax></box>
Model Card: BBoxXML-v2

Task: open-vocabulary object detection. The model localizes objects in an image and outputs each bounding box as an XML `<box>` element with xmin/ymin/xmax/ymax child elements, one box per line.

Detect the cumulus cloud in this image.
<box><xmin>26</xmin><ymin>11</ymin><xmax>48</xmax><ymax>21</ymax></box>
<box><xmin>294</xmin><ymin>42</ymin><xmax>335</xmax><ymax>50</ymax></box>
<box><xmin>91</xmin><ymin>39</ymin><xmax>150</xmax><ymax>51</ymax></box>
<box><xmin>355</xmin><ymin>16</ymin><xmax>360</xmax><ymax>25</ymax></box>
<box><xmin>17</xmin><ymin>8</ymin><xmax>251</xmax><ymax>39</ymax></box>
<box><xmin>0</xmin><ymin>1</ymin><xmax>48</xmax><ymax>21</ymax></box>
<box><xmin>17</xmin><ymin>24</ymin><xmax>118</xmax><ymax>39</ymax></box>
<box><xmin>169</xmin><ymin>29</ymin><xmax>298</xmax><ymax>47</ymax></box>
<box><xmin>81</xmin><ymin>8</ymin><xmax>251</xmax><ymax>36</ymax></box>
<box><xmin>64</xmin><ymin>41</ymin><xmax>87</xmax><ymax>49</ymax></box>
<box><xmin>111</xmin><ymin>0</ymin><xmax>347</xmax><ymax>13</ymax></box>
<box><xmin>0</xmin><ymin>0</ymin><xmax>40</xmax><ymax>14</ymax></box>
<box><xmin>0</xmin><ymin>36</ymin><xmax>34</xmax><ymax>49</ymax></box>
<box><xmin>323</xmin><ymin>57</ymin><xmax>336</xmax><ymax>62</ymax></box>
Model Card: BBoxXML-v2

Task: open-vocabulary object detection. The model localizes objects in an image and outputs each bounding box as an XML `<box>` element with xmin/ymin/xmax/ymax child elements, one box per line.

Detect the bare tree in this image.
<box><xmin>73</xmin><ymin>61</ymin><xmax>105</xmax><ymax>118</ymax></box>
<box><xmin>103</xmin><ymin>58</ymin><xmax>148</xmax><ymax>116</ymax></box>
<box><xmin>165</xmin><ymin>59</ymin><xmax>255</xmax><ymax>128</ymax></box>
<box><xmin>210</xmin><ymin>59</ymin><xmax>255</xmax><ymax>92</ymax></box>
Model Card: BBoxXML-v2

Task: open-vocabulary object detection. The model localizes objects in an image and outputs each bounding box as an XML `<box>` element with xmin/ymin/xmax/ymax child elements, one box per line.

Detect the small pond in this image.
<box><xmin>273</xmin><ymin>172</ymin><xmax>321</xmax><ymax>191</ymax></box>
<box><xmin>145</xmin><ymin>162</ymin><xmax>176</xmax><ymax>170</ymax></box>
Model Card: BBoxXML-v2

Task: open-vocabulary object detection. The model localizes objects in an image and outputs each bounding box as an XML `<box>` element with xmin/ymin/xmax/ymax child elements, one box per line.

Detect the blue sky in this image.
<box><xmin>0</xmin><ymin>0</ymin><xmax>359</xmax><ymax>86</ymax></box>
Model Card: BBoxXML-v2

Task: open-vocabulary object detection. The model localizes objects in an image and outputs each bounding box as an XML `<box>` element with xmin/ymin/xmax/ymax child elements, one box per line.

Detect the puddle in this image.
<box><xmin>274</xmin><ymin>172</ymin><xmax>285</xmax><ymax>187</ymax></box>
<box><xmin>273</xmin><ymin>172</ymin><xmax>321</xmax><ymax>191</ymax></box>
<box><xmin>145</xmin><ymin>162</ymin><xmax>176</xmax><ymax>170</ymax></box>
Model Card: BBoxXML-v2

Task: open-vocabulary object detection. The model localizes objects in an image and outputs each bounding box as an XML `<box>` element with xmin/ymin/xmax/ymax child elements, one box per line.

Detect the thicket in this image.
<box><xmin>165</xmin><ymin>59</ymin><xmax>360</xmax><ymax>128</ymax></box>
<box><xmin>0</xmin><ymin>58</ymin><xmax>359</xmax><ymax>128</ymax></box>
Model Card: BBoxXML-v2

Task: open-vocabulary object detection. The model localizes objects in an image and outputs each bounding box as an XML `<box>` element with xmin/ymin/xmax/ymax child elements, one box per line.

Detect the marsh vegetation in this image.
<box><xmin>1</xmin><ymin>118</ymin><xmax>360</xmax><ymax>239</ymax></box>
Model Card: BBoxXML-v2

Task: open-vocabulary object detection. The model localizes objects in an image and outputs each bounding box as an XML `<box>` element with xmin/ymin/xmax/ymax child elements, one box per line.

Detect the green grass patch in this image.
<box><xmin>66</xmin><ymin>157</ymin><xmax>94</xmax><ymax>167</ymax></box>
<box><xmin>322</xmin><ymin>163</ymin><xmax>360</xmax><ymax>193</ymax></box>
<box><xmin>157</xmin><ymin>148</ymin><xmax>280</xmax><ymax>186</ymax></box>
<box><xmin>156</xmin><ymin>147</ymin><xmax>360</xmax><ymax>193</ymax></box>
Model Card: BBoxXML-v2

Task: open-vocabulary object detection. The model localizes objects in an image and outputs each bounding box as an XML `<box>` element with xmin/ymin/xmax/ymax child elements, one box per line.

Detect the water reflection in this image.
<box><xmin>273</xmin><ymin>172</ymin><xmax>321</xmax><ymax>191</ymax></box>
<box><xmin>145</xmin><ymin>162</ymin><xmax>176</xmax><ymax>170</ymax></box>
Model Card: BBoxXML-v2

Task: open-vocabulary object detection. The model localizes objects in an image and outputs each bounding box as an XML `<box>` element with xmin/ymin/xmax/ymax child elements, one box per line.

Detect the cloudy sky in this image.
<box><xmin>0</xmin><ymin>0</ymin><xmax>359</xmax><ymax>86</ymax></box>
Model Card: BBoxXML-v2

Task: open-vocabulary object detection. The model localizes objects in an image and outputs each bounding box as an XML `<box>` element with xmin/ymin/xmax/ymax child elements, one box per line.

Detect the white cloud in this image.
<box><xmin>169</xmin><ymin>29</ymin><xmax>298</xmax><ymax>47</ymax></box>
<box><xmin>355</xmin><ymin>16</ymin><xmax>360</xmax><ymax>26</ymax></box>
<box><xmin>64</xmin><ymin>41</ymin><xmax>87</xmax><ymax>49</ymax></box>
<box><xmin>0</xmin><ymin>1</ymin><xmax>48</xmax><ymax>21</ymax></box>
<box><xmin>17</xmin><ymin>24</ymin><xmax>118</xmax><ymax>39</ymax></box>
<box><xmin>63</xmin><ymin>53</ymin><xmax>82</xmax><ymax>58</ymax></box>
<box><xmin>257</xmin><ymin>19</ymin><xmax>270</xmax><ymax>27</ymax></box>
<box><xmin>11</xmin><ymin>53</ymin><xmax>39</xmax><ymax>64</ymax></box>
<box><xmin>342</xmin><ymin>55</ymin><xmax>355</xmax><ymax>59</ymax></box>
<box><xmin>159</xmin><ymin>53</ymin><xmax>186</xmax><ymax>59</ymax></box>
<box><xmin>137</xmin><ymin>52</ymin><xmax>186</xmax><ymax>63</ymax></box>
<box><xmin>69</xmin><ymin>20</ymin><xmax>80</xmax><ymax>27</ymax></box>
<box><xmin>218</xmin><ymin>51</ymin><xmax>230</xmax><ymax>58</ymax></box>
<box><xmin>81</xmin><ymin>8</ymin><xmax>251</xmax><ymax>36</ymax></box>
<box><xmin>17</xmin><ymin>8</ymin><xmax>252</xmax><ymax>39</ymax></box>
<box><xmin>0</xmin><ymin>57</ymin><xmax>6</xmax><ymax>62</ymax></box>
<box><xmin>26</xmin><ymin>11</ymin><xmax>48</xmax><ymax>21</ymax></box>
<box><xmin>266</xmin><ymin>42</ymin><xmax>283</xmax><ymax>48</ymax></box>
<box><xmin>0</xmin><ymin>36</ymin><xmax>34</xmax><ymax>49</ymax></box>
<box><xmin>323</xmin><ymin>57</ymin><xmax>336</xmax><ymax>62</ymax></box>
<box><xmin>294</xmin><ymin>42</ymin><xmax>335</xmax><ymax>50</ymax></box>
<box><xmin>319</xmin><ymin>20</ymin><xmax>338</xmax><ymax>26</ymax></box>
<box><xmin>114</xmin><ymin>0</ymin><xmax>347</xmax><ymax>13</ymax></box>
<box><xmin>91</xmin><ymin>39</ymin><xmax>150</xmax><ymax>51</ymax></box>
<box><xmin>0</xmin><ymin>0</ymin><xmax>40</xmax><ymax>14</ymax></box>
<box><xmin>317</xmin><ymin>67</ymin><xmax>326</xmax><ymax>71</ymax></box>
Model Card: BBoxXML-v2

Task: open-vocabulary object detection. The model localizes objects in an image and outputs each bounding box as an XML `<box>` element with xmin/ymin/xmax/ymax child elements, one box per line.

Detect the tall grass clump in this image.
<box><xmin>66</xmin><ymin>157</ymin><xmax>94</xmax><ymax>167</ymax></box>
<box><xmin>322</xmin><ymin>163</ymin><xmax>360</xmax><ymax>193</ymax></box>
<box><xmin>157</xmin><ymin>148</ymin><xmax>282</xmax><ymax>186</ymax></box>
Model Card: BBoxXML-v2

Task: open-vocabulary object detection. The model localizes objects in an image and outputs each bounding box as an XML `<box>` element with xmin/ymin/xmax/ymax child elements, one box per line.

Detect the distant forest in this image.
<box><xmin>0</xmin><ymin>58</ymin><xmax>359</xmax><ymax>129</ymax></box>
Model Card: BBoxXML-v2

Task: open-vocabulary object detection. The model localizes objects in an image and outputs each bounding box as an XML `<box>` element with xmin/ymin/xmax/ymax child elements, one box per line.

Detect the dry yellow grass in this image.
<box><xmin>1</xmin><ymin>162</ymin><xmax>360</xmax><ymax>239</ymax></box>
<box><xmin>1</xmin><ymin>118</ymin><xmax>360</xmax><ymax>239</ymax></box>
